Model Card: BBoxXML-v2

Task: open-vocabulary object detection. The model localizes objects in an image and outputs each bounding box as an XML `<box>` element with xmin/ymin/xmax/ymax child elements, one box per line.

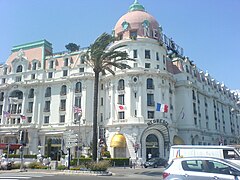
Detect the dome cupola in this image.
<box><xmin>113</xmin><ymin>0</ymin><xmax>162</xmax><ymax>41</ymax></box>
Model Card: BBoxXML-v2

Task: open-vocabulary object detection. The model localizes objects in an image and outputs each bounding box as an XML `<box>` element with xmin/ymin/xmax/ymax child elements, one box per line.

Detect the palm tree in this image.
<box><xmin>84</xmin><ymin>32</ymin><xmax>134</xmax><ymax>161</ymax></box>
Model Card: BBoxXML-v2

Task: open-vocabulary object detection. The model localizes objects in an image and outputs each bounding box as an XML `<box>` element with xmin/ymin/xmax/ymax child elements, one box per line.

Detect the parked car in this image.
<box><xmin>168</xmin><ymin>145</ymin><xmax>240</xmax><ymax>165</ymax></box>
<box><xmin>163</xmin><ymin>156</ymin><xmax>240</xmax><ymax>180</ymax></box>
<box><xmin>144</xmin><ymin>157</ymin><xmax>167</xmax><ymax>168</ymax></box>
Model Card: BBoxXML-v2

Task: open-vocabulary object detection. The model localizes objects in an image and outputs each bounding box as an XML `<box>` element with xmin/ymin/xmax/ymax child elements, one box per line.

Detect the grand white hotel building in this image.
<box><xmin>0</xmin><ymin>1</ymin><xmax>239</xmax><ymax>161</ymax></box>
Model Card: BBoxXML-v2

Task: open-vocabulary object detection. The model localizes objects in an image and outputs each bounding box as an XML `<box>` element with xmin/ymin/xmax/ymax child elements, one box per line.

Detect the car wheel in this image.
<box><xmin>154</xmin><ymin>164</ymin><xmax>158</xmax><ymax>168</ymax></box>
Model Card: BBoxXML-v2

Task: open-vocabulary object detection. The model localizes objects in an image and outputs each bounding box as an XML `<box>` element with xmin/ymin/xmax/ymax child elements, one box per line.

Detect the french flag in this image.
<box><xmin>156</xmin><ymin>103</ymin><xmax>168</xmax><ymax>112</ymax></box>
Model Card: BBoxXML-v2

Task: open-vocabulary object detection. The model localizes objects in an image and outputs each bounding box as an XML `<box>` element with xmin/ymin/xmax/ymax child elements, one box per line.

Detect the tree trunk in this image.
<box><xmin>92</xmin><ymin>72</ymin><xmax>99</xmax><ymax>161</ymax></box>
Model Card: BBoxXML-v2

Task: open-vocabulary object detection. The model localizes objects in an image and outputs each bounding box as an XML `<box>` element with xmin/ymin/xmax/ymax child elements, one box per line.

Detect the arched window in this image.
<box><xmin>146</xmin><ymin>134</ymin><xmax>159</xmax><ymax>159</ymax></box>
<box><xmin>118</xmin><ymin>79</ymin><xmax>125</xmax><ymax>90</ymax></box>
<box><xmin>147</xmin><ymin>78</ymin><xmax>154</xmax><ymax>89</ymax></box>
<box><xmin>16</xmin><ymin>65</ymin><xmax>23</xmax><ymax>73</ymax></box>
<box><xmin>45</xmin><ymin>87</ymin><xmax>51</xmax><ymax>97</ymax></box>
<box><xmin>75</xmin><ymin>82</ymin><xmax>82</xmax><ymax>93</ymax></box>
<box><xmin>60</xmin><ymin>85</ymin><xmax>67</xmax><ymax>95</ymax></box>
<box><xmin>28</xmin><ymin>89</ymin><xmax>34</xmax><ymax>98</ymax></box>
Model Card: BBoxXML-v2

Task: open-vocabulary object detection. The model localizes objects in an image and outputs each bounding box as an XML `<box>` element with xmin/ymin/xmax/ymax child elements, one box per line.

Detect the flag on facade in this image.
<box><xmin>156</xmin><ymin>103</ymin><xmax>168</xmax><ymax>112</ymax></box>
<box><xmin>118</xmin><ymin>105</ymin><xmax>126</xmax><ymax>111</ymax></box>
<box><xmin>3</xmin><ymin>111</ymin><xmax>10</xmax><ymax>118</ymax></box>
<box><xmin>20</xmin><ymin>115</ymin><xmax>26</xmax><ymax>120</ymax></box>
<box><xmin>73</xmin><ymin>106</ymin><xmax>82</xmax><ymax>114</ymax></box>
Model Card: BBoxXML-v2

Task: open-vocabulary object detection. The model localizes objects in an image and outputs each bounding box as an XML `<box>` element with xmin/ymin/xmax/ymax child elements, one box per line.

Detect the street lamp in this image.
<box><xmin>73</xmin><ymin>106</ymin><xmax>82</xmax><ymax>166</ymax></box>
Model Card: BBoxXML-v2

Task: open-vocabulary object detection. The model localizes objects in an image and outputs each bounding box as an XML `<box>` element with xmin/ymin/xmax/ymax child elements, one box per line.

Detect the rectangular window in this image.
<box><xmin>118</xmin><ymin>112</ymin><xmax>125</xmax><ymax>119</ymax></box>
<box><xmin>60</xmin><ymin>99</ymin><xmax>66</xmax><ymax>111</ymax></box>
<box><xmin>145</xmin><ymin>63</ymin><xmax>151</xmax><ymax>68</ymax></box>
<box><xmin>100</xmin><ymin>113</ymin><xmax>103</xmax><ymax>122</ymax></box>
<box><xmin>31</xmin><ymin>74</ymin><xmax>35</xmax><ymax>79</ymax></box>
<box><xmin>63</xmin><ymin>70</ymin><xmax>68</xmax><ymax>77</ymax></box>
<box><xmin>118</xmin><ymin>95</ymin><xmax>125</xmax><ymax>105</ymax></box>
<box><xmin>49</xmin><ymin>61</ymin><xmax>54</xmax><ymax>69</ymax></box>
<box><xmin>28</xmin><ymin>102</ymin><xmax>33</xmax><ymax>113</ymax></box>
<box><xmin>2</xmin><ymin>78</ymin><xmax>6</xmax><ymax>84</ymax></box>
<box><xmin>133</xmin><ymin>49</ymin><xmax>138</xmax><ymax>58</ymax></box>
<box><xmin>145</xmin><ymin>50</ymin><xmax>151</xmax><ymax>59</ymax></box>
<box><xmin>79</xmin><ymin>68</ymin><xmax>84</xmax><ymax>72</ymax></box>
<box><xmin>0</xmin><ymin>105</ymin><xmax>2</xmax><ymax>115</ymax></box>
<box><xmin>156</xmin><ymin>52</ymin><xmax>159</xmax><ymax>60</ymax></box>
<box><xmin>44</xmin><ymin>101</ymin><xmax>50</xmax><ymax>112</ymax></box>
<box><xmin>147</xmin><ymin>94</ymin><xmax>154</xmax><ymax>106</ymax></box>
<box><xmin>60</xmin><ymin>115</ymin><xmax>65</xmax><ymax>123</ymax></box>
<box><xmin>27</xmin><ymin>117</ymin><xmax>32</xmax><ymax>123</ymax></box>
<box><xmin>75</xmin><ymin>97</ymin><xmax>81</xmax><ymax>107</ymax></box>
<box><xmin>64</xmin><ymin>58</ymin><xmax>69</xmax><ymax>66</ymax></box>
<box><xmin>148</xmin><ymin>111</ymin><xmax>154</xmax><ymax>119</ymax></box>
<box><xmin>163</xmin><ymin>55</ymin><xmax>166</xmax><ymax>64</ymax></box>
<box><xmin>48</xmin><ymin>72</ymin><xmax>53</xmax><ymax>79</ymax></box>
<box><xmin>133</xmin><ymin>63</ymin><xmax>138</xmax><ymax>68</ymax></box>
<box><xmin>194</xmin><ymin>117</ymin><xmax>197</xmax><ymax>125</ymax></box>
<box><xmin>44</xmin><ymin>116</ymin><xmax>49</xmax><ymax>124</ymax></box>
<box><xmin>15</xmin><ymin>76</ymin><xmax>22</xmax><ymax>82</ymax></box>
<box><xmin>101</xmin><ymin>97</ymin><xmax>104</xmax><ymax>106</ymax></box>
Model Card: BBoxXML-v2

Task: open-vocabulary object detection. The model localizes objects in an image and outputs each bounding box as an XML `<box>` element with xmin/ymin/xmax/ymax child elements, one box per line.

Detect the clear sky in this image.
<box><xmin>0</xmin><ymin>0</ymin><xmax>239</xmax><ymax>90</ymax></box>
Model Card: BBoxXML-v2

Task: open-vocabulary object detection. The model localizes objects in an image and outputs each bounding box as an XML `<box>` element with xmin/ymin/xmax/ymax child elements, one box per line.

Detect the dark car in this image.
<box><xmin>144</xmin><ymin>157</ymin><xmax>167</xmax><ymax>168</ymax></box>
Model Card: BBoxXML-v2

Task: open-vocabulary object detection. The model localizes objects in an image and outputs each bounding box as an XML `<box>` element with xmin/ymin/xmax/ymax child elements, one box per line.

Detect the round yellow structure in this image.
<box><xmin>110</xmin><ymin>133</ymin><xmax>127</xmax><ymax>148</ymax></box>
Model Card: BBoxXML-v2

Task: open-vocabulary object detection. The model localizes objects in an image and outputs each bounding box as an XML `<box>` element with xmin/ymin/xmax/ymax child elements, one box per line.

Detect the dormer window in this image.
<box><xmin>3</xmin><ymin>67</ymin><xmax>7</xmax><ymax>75</ymax></box>
<box><xmin>130</xmin><ymin>30</ymin><xmax>137</xmax><ymax>40</ymax></box>
<box><xmin>16</xmin><ymin>65</ymin><xmax>23</xmax><ymax>73</ymax></box>
<box><xmin>32</xmin><ymin>62</ymin><xmax>37</xmax><ymax>70</ymax></box>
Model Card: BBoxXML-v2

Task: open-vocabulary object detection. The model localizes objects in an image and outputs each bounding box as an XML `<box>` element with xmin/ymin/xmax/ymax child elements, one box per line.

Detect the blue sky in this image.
<box><xmin>0</xmin><ymin>0</ymin><xmax>239</xmax><ymax>90</ymax></box>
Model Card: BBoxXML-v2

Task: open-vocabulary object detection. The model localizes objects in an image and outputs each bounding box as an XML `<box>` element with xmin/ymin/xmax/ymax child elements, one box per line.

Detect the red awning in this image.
<box><xmin>9</xmin><ymin>144</ymin><xmax>22</xmax><ymax>150</ymax></box>
<box><xmin>0</xmin><ymin>143</ymin><xmax>22</xmax><ymax>150</ymax></box>
<box><xmin>0</xmin><ymin>143</ymin><xmax>8</xmax><ymax>149</ymax></box>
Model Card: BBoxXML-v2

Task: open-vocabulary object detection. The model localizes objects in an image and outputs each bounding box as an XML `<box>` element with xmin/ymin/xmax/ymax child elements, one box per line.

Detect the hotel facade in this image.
<box><xmin>0</xmin><ymin>1</ymin><xmax>239</xmax><ymax>161</ymax></box>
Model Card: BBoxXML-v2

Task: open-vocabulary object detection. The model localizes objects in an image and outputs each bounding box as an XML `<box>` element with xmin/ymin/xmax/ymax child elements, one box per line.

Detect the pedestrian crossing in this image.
<box><xmin>0</xmin><ymin>173</ymin><xmax>54</xmax><ymax>180</ymax></box>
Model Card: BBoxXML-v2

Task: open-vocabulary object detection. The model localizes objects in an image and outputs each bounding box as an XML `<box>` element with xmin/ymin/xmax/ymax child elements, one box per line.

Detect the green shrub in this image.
<box><xmin>27</xmin><ymin>162</ymin><xmax>47</xmax><ymax>169</ymax></box>
<box><xmin>105</xmin><ymin>158</ymin><xmax>129</xmax><ymax>166</ymax></box>
<box><xmin>8</xmin><ymin>154</ymin><xmax>37</xmax><ymax>159</ymax></box>
<box><xmin>71</xmin><ymin>158</ymin><xmax>92</xmax><ymax>166</ymax></box>
<box><xmin>102</xmin><ymin>151</ymin><xmax>111</xmax><ymax>158</ymax></box>
<box><xmin>56</xmin><ymin>165</ymin><xmax>67</xmax><ymax>170</ymax></box>
<box><xmin>86</xmin><ymin>160</ymin><xmax>110</xmax><ymax>171</ymax></box>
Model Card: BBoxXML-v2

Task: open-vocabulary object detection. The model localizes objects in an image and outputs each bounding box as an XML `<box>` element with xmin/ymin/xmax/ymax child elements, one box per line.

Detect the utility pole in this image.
<box><xmin>77</xmin><ymin>112</ymin><xmax>82</xmax><ymax>166</ymax></box>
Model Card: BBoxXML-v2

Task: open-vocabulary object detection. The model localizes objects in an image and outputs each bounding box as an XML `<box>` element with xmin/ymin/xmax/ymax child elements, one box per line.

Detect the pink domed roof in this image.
<box><xmin>114</xmin><ymin>1</ymin><xmax>160</xmax><ymax>40</ymax></box>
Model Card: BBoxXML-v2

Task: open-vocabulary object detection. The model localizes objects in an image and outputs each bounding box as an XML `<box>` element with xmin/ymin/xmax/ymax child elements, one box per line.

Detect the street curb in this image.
<box><xmin>62</xmin><ymin>170</ymin><xmax>112</xmax><ymax>176</ymax></box>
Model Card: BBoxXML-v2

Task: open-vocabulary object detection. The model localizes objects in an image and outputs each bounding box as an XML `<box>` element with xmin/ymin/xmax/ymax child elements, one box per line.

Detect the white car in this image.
<box><xmin>163</xmin><ymin>157</ymin><xmax>240</xmax><ymax>180</ymax></box>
